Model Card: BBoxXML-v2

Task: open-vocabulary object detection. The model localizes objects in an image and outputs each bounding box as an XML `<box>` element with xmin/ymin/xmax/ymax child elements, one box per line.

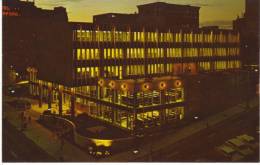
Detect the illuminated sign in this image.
<box><xmin>3</xmin><ymin>6</ymin><xmax>20</xmax><ymax>17</ymax></box>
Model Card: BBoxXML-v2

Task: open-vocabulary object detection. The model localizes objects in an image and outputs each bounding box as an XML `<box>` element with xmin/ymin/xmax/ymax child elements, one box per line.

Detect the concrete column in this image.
<box><xmin>160</xmin><ymin>90</ymin><xmax>166</xmax><ymax>125</ymax></box>
<box><xmin>97</xmin><ymin>86</ymin><xmax>101</xmax><ymax>99</ymax></box>
<box><xmin>122</xmin><ymin>48</ymin><xmax>127</xmax><ymax>78</ymax></box>
<box><xmin>126</xmin><ymin>113</ymin><xmax>129</xmax><ymax>129</ymax></box>
<box><xmin>115</xmin><ymin>90</ymin><xmax>118</xmax><ymax>103</ymax></box>
<box><xmin>39</xmin><ymin>85</ymin><xmax>43</xmax><ymax>108</ymax></box>
<box><xmin>96</xmin><ymin>85</ymin><xmax>99</xmax><ymax>99</ymax></box>
<box><xmin>70</xmin><ymin>95</ymin><xmax>75</xmax><ymax>118</ymax></box>
<box><xmin>48</xmin><ymin>89</ymin><xmax>52</xmax><ymax>109</ymax></box>
<box><xmin>163</xmin><ymin>48</ymin><xmax>167</xmax><ymax>74</ymax></box>
<box><xmin>58</xmin><ymin>91</ymin><xmax>63</xmax><ymax>116</ymax></box>
<box><xmin>132</xmin><ymin>91</ymin><xmax>138</xmax><ymax>134</ymax></box>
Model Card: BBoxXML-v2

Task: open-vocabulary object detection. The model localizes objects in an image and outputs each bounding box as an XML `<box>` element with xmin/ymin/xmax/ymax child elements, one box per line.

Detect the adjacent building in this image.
<box><xmin>233</xmin><ymin>0</ymin><xmax>259</xmax><ymax>67</ymax></box>
<box><xmin>3</xmin><ymin>0</ymin><xmax>72</xmax><ymax>86</ymax></box>
<box><xmin>93</xmin><ymin>2</ymin><xmax>200</xmax><ymax>30</ymax></box>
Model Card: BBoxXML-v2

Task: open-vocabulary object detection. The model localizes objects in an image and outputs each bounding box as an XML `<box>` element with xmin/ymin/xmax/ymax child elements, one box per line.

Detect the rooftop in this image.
<box><xmin>137</xmin><ymin>2</ymin><xmax>200</xmax><ymax>9</ymax></box>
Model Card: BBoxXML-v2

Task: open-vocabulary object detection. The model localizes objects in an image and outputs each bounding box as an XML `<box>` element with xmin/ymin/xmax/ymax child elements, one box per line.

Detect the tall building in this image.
<box><xmin>4</xmin><ymin>0</ymin><xmax>241</xmax><ymax>133</ymax></box>
<box><xmin>94</xmin><ymin>2</ymin><xmax>200</xmax><ymax>30</ymax></box>
<box><xmin>136</xmin><ymin>2</ymin><xmax>199</xmax><ymax>29</ymax></box>
<box><xmin>3</xmin><ymin>0</ymin><xmax>72</xmax><ymax>86</ymax></box>
<box><xmin>233</xmin><ymin>0</ymin><xmax>259</xmax><ymax>66</ymax></box>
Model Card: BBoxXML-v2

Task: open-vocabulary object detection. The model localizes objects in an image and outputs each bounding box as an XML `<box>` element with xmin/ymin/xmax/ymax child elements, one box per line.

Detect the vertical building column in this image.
<box><xmin>132</xmin><ymin>81</ymin><xmax>138</xmax><ymax>135</ymax></box>
<box><xmin>100</xmin><ymin>48</ymin><xmax>104</xmax><ymax>77</ymax></box>
<box><xmin>180</xmin><ymin>30</ymin><xmax>184</xmax><ymax>73</ymax></box>
<box><xmin>70</xmin><ymin>95</ymin><xmax>75</xmax><ymax>118</ymax></box>
<box><xmin>122</xmin><ymin>48</ymin><xmax>127</xmax><ymax>78</ymax></box>
<box><xmin>114</xmin><ymin>90</ymin><xmax>118</xmax><ymax>103</ymax></box>
<box><xmin>95</xmin><ymin>85</ymin><xmax>99</xmax><ymax>99</ymax></box>
<box><xmin>97</xmin><ymin>85</ymin><xmax>101</xmax><ymax>99</ymax></box>
<box><xmin>163</xmin><ymin>48</ymin><xmax>167</xmax><ymax>74</ymax></box>
<box><xmin>58</xmin><ymin>91</ymin><xmax>63</xmax><ymax>116</ymax></box>
<box><xmin>48</xmin><ymin>89</ymin><xmax>52</xmax><ymax>109</ymax></box>
<box><xmin>39</xmin><ymin>84</ymin><xmax>43</xmax><ymax>108</ymax></box>
<box><xmin>144</xmin><ymin>46</ymin><xmax>148</xmax><ymax>76</ymax></box>
<box><xmin>126</xmin><ymin>113</ymin><xmax>129</xmax><ymax>129</ymax></box>
<box><xmin>111</xmin><ymin>89</ymin><xmax>117</xmax><ymax>124</ymax></box>
<box><xmin>70</xmin><ymin>88</ymin><xmax>76</xmax><ymax>118</ymax></box>
<box><xmin>143</xmin><ymin>28</ymin><xmax>148</xmax><ymax>76</ymax></box>
<box><xmin>160</xmin><ymin>90</ymin><xmax>166</xmax><ymax>125</ymax></box>
<box><xmin>47</xmin><ymin>83</ymin><xmax>52</xmax><ymax>109</ymax></box>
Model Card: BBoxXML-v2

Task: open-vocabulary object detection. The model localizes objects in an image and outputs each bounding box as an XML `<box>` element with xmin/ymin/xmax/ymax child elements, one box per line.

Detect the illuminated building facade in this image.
<box><xmin>28</xmin><ymin>23</ymin><xmax>241</xmax><ymax>132</ymax></box>
<box><xmin>4</xmin><ymin>0</ymin><xmax>241</xmax><ymax>133</ymax></box>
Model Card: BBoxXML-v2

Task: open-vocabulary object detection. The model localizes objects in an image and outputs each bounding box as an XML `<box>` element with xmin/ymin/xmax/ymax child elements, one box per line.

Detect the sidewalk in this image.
<box><xmin>3</xmin><ymin>97</ymin><xmax>95</xmax><ymax>162</ymax></box>
<box><xmin>100</xmin><ymin>97</ymin><xmax>259</xmax><ymax>162</ymax></box>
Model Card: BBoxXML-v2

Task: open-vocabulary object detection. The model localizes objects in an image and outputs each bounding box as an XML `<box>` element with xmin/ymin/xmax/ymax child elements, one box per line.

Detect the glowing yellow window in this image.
<box><xmin>77</xmin><ymin>49</ymin><xmax>81</xmax><ymax>60</ymax></box>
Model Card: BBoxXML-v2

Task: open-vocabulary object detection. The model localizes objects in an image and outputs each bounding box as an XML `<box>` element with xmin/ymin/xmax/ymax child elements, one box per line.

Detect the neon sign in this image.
<box><xmin>3</xmin><ymin>6</ymin><xmax>20</xmax><ymax>17</ymax></box>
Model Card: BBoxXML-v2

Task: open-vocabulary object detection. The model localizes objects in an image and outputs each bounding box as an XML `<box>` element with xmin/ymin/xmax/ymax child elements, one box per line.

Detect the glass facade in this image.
<box><xmin>28</xmin><ymin>26</ymin><xmax>241</xmax><ymax>132</ymax></box>
<box><xmin>73</xmin><ymin>27</ymin><xmax>241</xmax><ymax>84</ymax></box>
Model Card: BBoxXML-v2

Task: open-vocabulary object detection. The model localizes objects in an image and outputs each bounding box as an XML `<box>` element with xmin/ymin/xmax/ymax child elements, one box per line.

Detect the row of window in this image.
<box><xmin>76</xmin><ymin>49</ymin><xmax>99</xmax><ymax>60</ymax></box>
<box><xmin>75</xmin><ymin>60</ymin><xmax>241</xmax><ymax>79</ymax></box>
<box><xmin>104</xmin><ymin>48</ymin><xmax>123</xmax><ymax>59</ymax></box>
<box><xmin>147</xmin><ymin>48</ymin><xmax>164</xmax><ymax>58</ymax></box>
<box><xmin>104</xmin><ymin>65</ymin><xmax>123</xmax><ymax>78</ymax></box>
<box><xmin>199</xmin><ymin>60</ymin><xmax>241</xmax><ymax>71</ymax></box>
<box><xmin>76</xmin><ymin>67</ymin><xmax>99</xmax><ymax>78</ymax></box>
<box><xmin>126</xmin><ymin>65</ymin><xmax>145</xmax><ymax>75</ymax></box>
<box><xmin>74</xmin><ymin>30</ymin><xmax>239</xmax><ymax>43</ymax></box>
<box><xmin>127</xmin><ymin>48</ymin><xmax>145</xmax><ymax>59</ymax></box>
<box><xmin>147</xmin><ymin>64</ymin><xmax>165</xmax><ymax>74</ymax></box>
<box><xmin>75</xmin><ymin>47</ymin><xmax>240</xmax><ymax>60</ymax></box>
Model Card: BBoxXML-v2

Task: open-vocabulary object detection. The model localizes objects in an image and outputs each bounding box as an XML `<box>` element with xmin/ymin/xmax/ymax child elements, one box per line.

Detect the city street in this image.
<box><xmin>2</xmin><ymin>94</ymin><xmax>259</xmax><ymax>162</ymax></box>
<box><xmin>152</xmin><ymin>107</ymin><xmax>259</xmax><ymax>162</ymax></box>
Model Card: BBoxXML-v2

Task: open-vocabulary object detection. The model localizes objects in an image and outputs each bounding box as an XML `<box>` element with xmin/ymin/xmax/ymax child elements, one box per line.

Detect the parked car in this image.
<box><xmin>237</xmin><ymin>134</ymin><xmax>258</xmax><ymax>151</ymax></box>
<box><xmin>225</xmin><ymin>138</ymin><xmax>254</xmax><ymax>156</ymax></box>
<box><xmin>216</xmin><ymin>144</ymin><xmax>244</xmax><ymax>161</ymax></box>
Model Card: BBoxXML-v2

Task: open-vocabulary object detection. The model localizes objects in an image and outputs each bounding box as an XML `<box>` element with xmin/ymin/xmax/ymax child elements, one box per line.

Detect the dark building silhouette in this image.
<box><xmin>3</xmin><ymin>0</ymin><xmax>242</xmax><ymax>133</ymax></box>
<box><xmin>136</xmin><ymin>2</ymin><xmax>199</xmax><ymax>29</ymax></box>
<box><xmin>3</xmin><ymin>0</ymin><xmax>72</xmax><ymax>86</ymax></box>
<box><xmin>93</xmin><ymin>13</ymin><xmax>138</xmax><ymax>27</ymax></box>
<box><xmin>94</xmin><ymin>2</ymin><xmax>200</xmax><ymax>30</ymax></box>
<box><xmin>233</xmin><ymin>0</ymin><xmax>259</xmax><ymax>66</ymax></box>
